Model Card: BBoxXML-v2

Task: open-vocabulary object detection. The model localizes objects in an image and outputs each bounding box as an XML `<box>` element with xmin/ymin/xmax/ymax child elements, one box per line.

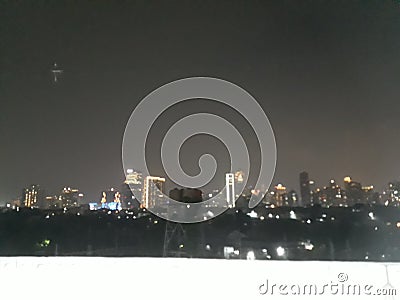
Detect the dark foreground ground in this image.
<box><xmin>0</xmin><ymin>205</ymin><xmax>399</xmax><ymax>261</ymax></box>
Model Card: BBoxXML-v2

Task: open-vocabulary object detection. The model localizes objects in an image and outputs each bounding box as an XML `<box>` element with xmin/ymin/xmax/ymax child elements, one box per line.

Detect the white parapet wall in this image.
<box><xmin>0</xmin><ymin>257</ymin><xmax>399</xmax><ymax>300</ymax></box>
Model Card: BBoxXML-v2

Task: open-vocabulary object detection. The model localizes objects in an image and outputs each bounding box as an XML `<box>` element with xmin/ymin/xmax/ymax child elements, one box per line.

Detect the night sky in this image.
<box><xmin>1</xmin><ymin>1</ymin><xmax>400</xmax><ymax>203</ymax></box>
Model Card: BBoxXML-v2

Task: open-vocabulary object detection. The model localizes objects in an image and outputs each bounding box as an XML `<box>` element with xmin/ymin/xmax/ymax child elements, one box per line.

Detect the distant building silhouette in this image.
<box><xmin>44</xmin><ymin>195</ymin><xmax>60</xmax><ymax>209</ymax></box>
<box><xmin>169</xmin><ymin>188</ymin><xmax>203</xmax><ymax>203</ymax></box>
<box><xmin>142</xmin><ymin>176</ymin><xmax>165</xmax><ymax>209</ymax></box>
<box><xmin>60</xmin><ymin>187</ymin><xmax>82</xmax><ymax>208</ymax></box>
<box><xmin>273</xmin><ymin>183</ymin><xmax>288</xmax><ymax>206</ymax></box>
<box><xmin>121</xmin><ymin>169</ymin><xmax>142</xmax><ymax>209</ymax></box>
<box><xmin>288</xmin><ymin>190</ymin><xmax>299</xmax><ymax>206</ymax></box>
<box><xmin>234</xmin><ymin>170</ymin><xmax>245</xmax><ymax>198</ymax></box>
<box><xmin>299</xmin><ymin>172</ymin><xmax>311</xmax><ymax>206</ymax></box>
<box><xmin>343</xmin><ymin>176</ymin><xmax>363</xmax><ymax>205</ymax></box>
<box><xmin>387</xmin><ymin>181</ymin><xmax>400</xmax><ymax>207</ymax></box>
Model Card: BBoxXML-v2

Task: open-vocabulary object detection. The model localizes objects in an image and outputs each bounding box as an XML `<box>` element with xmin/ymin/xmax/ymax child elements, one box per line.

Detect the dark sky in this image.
<box><xmin>1</xmin><ymin>0</ymin><xmax>400</xmax><ymax>203</ymax></box>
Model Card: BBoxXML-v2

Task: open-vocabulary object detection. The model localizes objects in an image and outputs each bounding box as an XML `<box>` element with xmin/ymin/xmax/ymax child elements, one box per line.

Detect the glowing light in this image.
<box><xmin>368</xmin><ymin>212</ymin><xmax>375</xmax><ymax>220</ymax></box>
<box><xmin>247</xmin><ymin>210</ymin><xmax>258</xmax><ymax>218</ymax></box>
<box><xmin>179</xmin><ymin>244</ymin><xmax>184</xmax><ymax>249</ymax></box>
<box><xmin>344</xmin><ymin>176</ymin><xmax>351</xmax><ymax>183</ymax></box>
<box><xmin>247</xmin><ymin>250</ymin><xmax>256</xmax><ymax>260</ymax></box>
<box><xmin>289</xmin><ymin>210</ymin><xmax>297</xmax><ymax>220</ymax></box>
<box><xmin>304</xmin><ymin>241</ymin><xmax>314</xmax><ymax>251</ymax></box>
<box><xmin>276</xmin><ymin>246</ymin><xmax>285</xmax><ymax>257</ymax></box>
<box><xmin>397</xmin><ymin>222</ymin><xmax>400</xmax><ymax>228</ymax></box>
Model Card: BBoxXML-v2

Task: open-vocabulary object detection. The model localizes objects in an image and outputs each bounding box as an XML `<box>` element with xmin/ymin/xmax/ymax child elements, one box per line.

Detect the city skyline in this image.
<box><xmin>10</xmin><ymin>169</ymin><xmax>400</xmax><ymax>209</ymax></box>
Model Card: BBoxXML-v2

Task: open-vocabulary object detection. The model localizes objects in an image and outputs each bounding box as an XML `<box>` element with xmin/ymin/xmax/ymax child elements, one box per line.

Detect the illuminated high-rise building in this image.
<box><xmin>362</xmin><ymin>185</ymin><xmax>377</xmax><ymax>205</ymax></box>
<box><xmin>386</xmin><ymin>181</ymin><xmax>400</xmax><ymax>207</ymax></box>
<box><xmin>45</xmin><ymin>195</ymin><xmax>61</xmax><ymax>209</ymax></box>
<box><xmin>343</xmin><ymin>176</ymin><xmax>362</xmax><ymax>205</ymax></box>
<box><xmin>323</xmin><ymin>179</ymin><xmax>342</xmax><ymax>206</ymax></box>
<box><xmin>142</xmin><ymin>176</ymin><xmax>165</xmax><ymax>209</ymax></box>
<box><xmin>234</xmin><ymin>170</ymin><xmax>244</xmax><ymax>183</ymax></box>
<box><xmin>22</xmin><ymin>184</ymin><xmax>44</xmax><ymax>208</ymax></box>
<box><xmin>234</xmin><ymin>170</ymin><xmax>245</xmax><ymax>198</ymax></box>
<box><xmin>59</xmin><ymin>187</ymin><xmax>82</xmax><ymax>208</ymax></box>
<box><xmin>273</xmin><ymin>183</ymin><xmax>288</xmax><ymax>206</ymax></box>
<box><xmin>226</xmin><ymin>173</ymin><xmax>235</xmax><ymax>208</ymax></box>
<box><xmin>309</xmin><ymin>180</ymin><xmax>316</xmax><ymax>204</ymax></box>
<box><xmin>122</xmin><ymin>169</ymin><xmax>143</xmax><ymax>209</ymax></box>
<box><xmin>125</xmin><ymin>169</ymin><xmax>141</xmax><ymax>183</ymax></box>
<box><xmin>100</xmin><ymin>188</ymin><xmax>122</xmax><ymax>210</ymax></box>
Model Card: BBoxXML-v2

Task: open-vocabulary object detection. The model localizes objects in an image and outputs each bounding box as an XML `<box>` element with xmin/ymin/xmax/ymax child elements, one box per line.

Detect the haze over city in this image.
<box><xmin>2</xmin><ymin>1</ymin><xmax>400</xmax><ymax>204</ymax></box>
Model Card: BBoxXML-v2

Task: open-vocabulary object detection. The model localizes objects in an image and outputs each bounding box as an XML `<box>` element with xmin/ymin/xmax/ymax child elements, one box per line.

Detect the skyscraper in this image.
<box><xmin>299</xmin><ymin>172</ymin><xmax>311</xmax><ymax>206</ymax></box>
<box><xmin>22</xmin><ymin>184</ymin><xmax>44</xmax><ymax>208</ymax></box>
<box><xmin>142</xmin><ymin>176</ymin><xmax>165</xmax><ymax>209</ymax></box>
<box><xmin>100</xmin><ymin>188</ymin><xmax>122</xmax><ymax>210</ymax></box>
<box><xmin>386</xmin><ymin>181</ymin><xmax>400</xmax><ymax>207</ymax></box>
<box><xmin>44</xmin><ymin>195</ymin><xmax>60</xmax><ymax>209</ymax></box>
<box><xmin>273</xmin><ymin>183</ymin><xmax>288</xmax><ymax>206</ymax></box>
<box><xmin>169</xmin><ymin>188</ymin><xmax>203</xmax><ymax>203</ymax></box>
<box><xmin>59</xmin><ymin>187</ymin><xmax>82</xmax><ymax>208</ymax></box>
<box><xmin>225</xmin><ymin>173</ymin><xmax>235</xmax><ymax>208</ymax></box>
<box><xmin>234</xmin><ymin>170</ymin><xmax>245</xmax><ymax>198</ymax></box>
<box><xmin>344</xmin><ymin>176</ymin><xmax>363</xmax><ymax>205</ymax></box>
<box><xmin>124</xmin><ymin>169</ymin><xmax>143</xmax><ymax>200</ymax></box>
<box><xmin>121</xmin><ymin>169</ymin><xmax>143</xmax><ymax>209</ymax></box>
